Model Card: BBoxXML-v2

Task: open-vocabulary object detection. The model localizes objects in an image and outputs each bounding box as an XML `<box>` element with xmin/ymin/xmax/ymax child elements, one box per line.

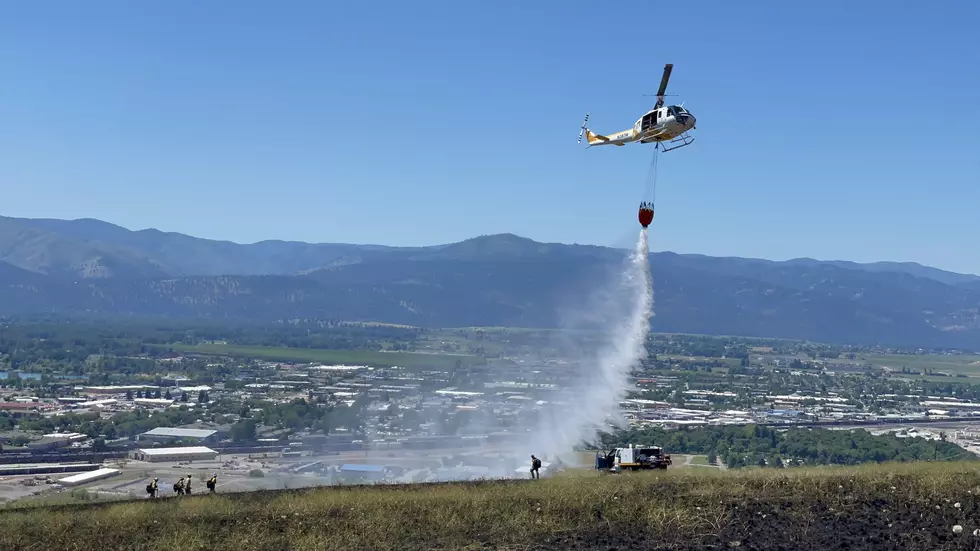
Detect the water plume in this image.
<box><xmin>514</xmin><ymin>228</ymin><xmax>654</xmax><ymax>467</ymax></box>
<box><xmin>297</xmin><ymin>229</ymin><xmax>657</xmax><ymax>485</ymax></box>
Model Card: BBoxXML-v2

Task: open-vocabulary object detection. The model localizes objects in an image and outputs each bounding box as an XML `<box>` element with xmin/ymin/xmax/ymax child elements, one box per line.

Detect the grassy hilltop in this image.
<box><xmin>5</xmin><ymin>461</ymin><xmax>980</xmax><ymax>550</ymax></box>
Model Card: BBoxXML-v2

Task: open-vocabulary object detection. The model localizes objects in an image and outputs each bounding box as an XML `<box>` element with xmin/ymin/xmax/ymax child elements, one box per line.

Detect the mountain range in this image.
<box><xmin>1</xmin><ymin>215</ymin><xmax>978</xmax><ymax>350</ymax></box>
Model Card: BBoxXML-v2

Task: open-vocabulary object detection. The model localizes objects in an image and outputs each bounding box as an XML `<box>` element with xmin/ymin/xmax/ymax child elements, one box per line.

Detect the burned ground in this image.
<box><xmin>537</xmin><ymin>494</ymin><xmax>980</xmax><ymax>551</ymax></box>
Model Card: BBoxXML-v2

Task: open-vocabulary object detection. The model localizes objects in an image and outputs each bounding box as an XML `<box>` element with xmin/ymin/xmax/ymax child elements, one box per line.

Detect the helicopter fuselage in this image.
<box><xmin>584</xmin><ymin>104</ymin><xmax>696</xmax><ymax>147</ymax></box>
<box><xmin>636</xmin><ymin>105</ymin><xmax>696</xmax><ymax>142</ymax></box>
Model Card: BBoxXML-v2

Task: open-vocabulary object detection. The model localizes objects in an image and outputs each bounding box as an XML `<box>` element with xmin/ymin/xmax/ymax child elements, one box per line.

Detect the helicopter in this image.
<box><xmin>577</xmin><ymin>63</ymin><xmax>696</xmax><ymax>152</ymax></box>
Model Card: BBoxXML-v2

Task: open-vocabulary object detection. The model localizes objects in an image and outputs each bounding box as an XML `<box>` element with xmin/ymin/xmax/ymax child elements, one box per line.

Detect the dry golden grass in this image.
<box><xmin>3</xmin><ymin>461</ymin><xmax>980</xmax><ymax>550</ymax></box>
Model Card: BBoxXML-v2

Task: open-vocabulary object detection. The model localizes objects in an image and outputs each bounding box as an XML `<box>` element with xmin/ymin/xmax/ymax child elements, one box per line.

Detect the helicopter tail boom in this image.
<box><xmin>584</xmin><ymin>127</ymin><xmax>632</xmax><ymax>147</ymax></box>
<box><xmin>585</xmin><ymin>129</ymin><xmax>609</xmax><ymax>144</ymax></box>
<box><xmin>579</xmin><ymin>113</ymin><xmax>628</xmax><ymax>147</ymax></box>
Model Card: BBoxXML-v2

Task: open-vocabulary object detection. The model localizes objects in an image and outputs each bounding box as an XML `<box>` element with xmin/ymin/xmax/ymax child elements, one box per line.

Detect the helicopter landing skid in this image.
<box><xmin>659</xmin><ymin>132</ymin><xmax>694</xmax><ymax>152</ymax></box>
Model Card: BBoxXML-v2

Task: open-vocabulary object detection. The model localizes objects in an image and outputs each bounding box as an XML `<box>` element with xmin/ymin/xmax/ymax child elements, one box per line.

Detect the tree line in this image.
<box><xmin>599</xmin><ymin>424</ymin><xmax>976</xmax><ymax>468</ymax></box>
<box><xmin>0</xmin><ymin>317</ymin><xmax>424</xmax><ymax>379</ymax></box>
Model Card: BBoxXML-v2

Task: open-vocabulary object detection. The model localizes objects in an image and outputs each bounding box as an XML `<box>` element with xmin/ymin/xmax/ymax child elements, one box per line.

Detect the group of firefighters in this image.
<box><xmin>142</xmin><ymin>457</ymin><xmax>550</xmax><ymax>496</ymax></box>
<box><xmin>145</xmin><ymin>474</ymin><xmax>218</xmax><ymax>498</ymax></box>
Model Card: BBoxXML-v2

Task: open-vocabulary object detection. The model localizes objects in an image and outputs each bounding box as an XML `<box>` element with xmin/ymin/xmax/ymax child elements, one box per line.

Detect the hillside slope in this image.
<box><xmin>2</xmin><ymin>462</ymin><xmax>978</xmax><ymax>551</ymax></box>
<box><xmin>785</xmin><ymin>257</ymin><xmax>980</xmax><ymax>286</ymax></box>
<box><xmin>1</xmin><ymin>216</ymin><xmax>979</xmax><ymax>348</ymax></box>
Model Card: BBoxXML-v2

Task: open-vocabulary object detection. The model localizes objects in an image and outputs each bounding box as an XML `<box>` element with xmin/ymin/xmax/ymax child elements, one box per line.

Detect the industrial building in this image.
<box><xmin>140</xmin><ymin>427</ymin><xmax>218</xmax><ymax>444</ymax></box>
<box><xmin>81</xmin><ymin>385</ymin><xmax>157</xmax><ymax>395</ymax></box>
<box><xmin>28</xmin><ymin>432</ymin><xmax>88</xmax><ymax>451</ymax></box>
<box><xmin>58</xmin><ymin>467</ymin><xmax>121</xmax><ymax>487</ymax></box>
<box><xmin>176</xmin><ymin>385</ymin><xmax>212</xmax><ymax>394</ymax></box>
<box><xmin>72</xmin><ymin>399</ymin><xmax>118</xmax><ymax>411</ymax></box>
<box><xmin>131</xmin><ymin>446</ymin><xmax>219</xmax><ymax>463</ymax></box>
<box><xmin>0</xmin><ymin>463</ymin><xmax>101</xmax><ymax>477</ymax></box>
<box><xmin>133</xmin><ymin>398</ymin><xmax>174</xmax><ymax>408</ymax></box>
<box><xmin>337</xmin><ymin>464</ymin><xmax>388</xmax><ymax>482</ymax></box>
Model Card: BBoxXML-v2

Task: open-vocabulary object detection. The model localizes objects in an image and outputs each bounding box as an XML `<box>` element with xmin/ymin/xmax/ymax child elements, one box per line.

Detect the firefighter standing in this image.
<box><xmin>185</xmin><ymin>474</ymin><xmax>193</xmax><ymax>495</ymax></box>
<box><xmin>147</xmin><ymin>477</ymin><xmax>159</xmax><ymax>498</ymax></box>
<box><xmin>530</xmin><ymin>455</ymin><xmax>541</xmax><ymax>479</ymax></box>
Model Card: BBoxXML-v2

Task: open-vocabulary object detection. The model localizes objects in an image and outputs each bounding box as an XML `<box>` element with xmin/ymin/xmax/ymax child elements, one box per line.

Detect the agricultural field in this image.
<box><xmin>3</xmin><ymin>461</ymin><xmax>980</xmax><ymax>550</ymax></box>
<box><xmin>861</xmin><ymin>352</ymin><xmax>980</xmax><ymax>377</ymax></box>
<box><xmin>659</xmin><ymin>353</ymin><xmax>738</xmax><ymax>369</ymax></box>
<box><xmin>170</xmin><ymin>343</ymin><xmax>481</xmax><ymax>371</ymax></box>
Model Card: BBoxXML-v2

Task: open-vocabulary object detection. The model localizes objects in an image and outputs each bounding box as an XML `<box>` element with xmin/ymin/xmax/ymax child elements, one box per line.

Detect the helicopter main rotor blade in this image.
<box><xmin>656</xmin><ymin>63</ymin><xmax>673</xmax><ymax>99</ymax></box>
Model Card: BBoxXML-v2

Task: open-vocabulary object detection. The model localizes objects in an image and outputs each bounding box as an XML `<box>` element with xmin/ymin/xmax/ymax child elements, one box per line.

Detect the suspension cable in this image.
<box><xmin>642</xmin><ymin>145</ymin><xmax>660</xmax><ymax>205</ymax></box>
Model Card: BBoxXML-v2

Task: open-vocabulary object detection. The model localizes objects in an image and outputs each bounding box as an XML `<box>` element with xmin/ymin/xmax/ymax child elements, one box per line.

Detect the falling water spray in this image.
<box><xmin>509</xmin><ymin>228</ymin><xmax>654</xmax><ymax>470</ymax></box>
<box><xmin>383</xmin><ymin>229</ymin><xmax>656</xmax><ymax>483</ymax></box>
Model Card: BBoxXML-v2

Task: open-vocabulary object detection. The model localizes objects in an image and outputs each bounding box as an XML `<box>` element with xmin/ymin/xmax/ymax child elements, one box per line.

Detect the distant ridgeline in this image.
<box><xmin>1</xmin><ymin>215</ymin><xmax>979</xmax><ymax>349</ymax></box>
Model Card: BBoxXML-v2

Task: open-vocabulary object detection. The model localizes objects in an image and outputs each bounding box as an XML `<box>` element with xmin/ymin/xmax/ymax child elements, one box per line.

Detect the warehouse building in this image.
<box><xmin>81</xmin><ymin>385</ymin><xmax>157</xmax><ymax>395</ymax></box>
<box><xmin>140</xmin><ymin>427</ymin><xmax>218</xmax><ymax>445</ymax></box>
<box><xmin>0</xmin><ymin>463</ymin><xmax>101</xmax><ymax>477</ymax></box>
<box><xmin>28</xmin><ymin>432</ymin><xmax>88</xmax><ymax>451</ymax></box>
<box><xmin>176</xmin><ymin>385</ymin><xmax>212</xmax><ymax>394</ymax></box>
<box><xmin>133</xmin><ymin>398</ymin><xmax>173</xmax><ymax>408</ymax></box>
<box><xmin>58</xmin><ymin>467</ymin><xmax>121</xmax><ymax>487</ymax></box>
<box><xmin>131</xmin><ymin>446</ymin><xmax>219</xmax><ymax>463</ymax></box>
<box><xmin>72</xmin><ymin>399</ymin><xmax>118</xmax><ymax>411</ymax></box>
<box><xmin>337</xmin><ymin>464</ymin><xmax>388</xmax><ymax>482</ymax></box>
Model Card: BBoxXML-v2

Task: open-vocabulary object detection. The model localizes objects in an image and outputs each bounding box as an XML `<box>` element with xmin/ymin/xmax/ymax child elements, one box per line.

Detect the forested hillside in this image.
<box><xmin>1</xmin><ymin>216</ymin><xmax>979</xmax><ymax>349</ymax></box>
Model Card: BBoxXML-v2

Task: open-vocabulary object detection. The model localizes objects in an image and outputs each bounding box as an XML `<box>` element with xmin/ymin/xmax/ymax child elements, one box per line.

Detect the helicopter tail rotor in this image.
<box><xmin>577</xmin><ymin>112</ymin><xmax>590</xmax><ymax>144</ymax></box>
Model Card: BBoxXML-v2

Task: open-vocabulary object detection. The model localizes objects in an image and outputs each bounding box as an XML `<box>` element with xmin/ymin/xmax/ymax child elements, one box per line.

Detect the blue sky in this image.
<box><xmin>2</xmin><ymin>1</ymin><xmax>978</xmax><ymax>273</ymax></box>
